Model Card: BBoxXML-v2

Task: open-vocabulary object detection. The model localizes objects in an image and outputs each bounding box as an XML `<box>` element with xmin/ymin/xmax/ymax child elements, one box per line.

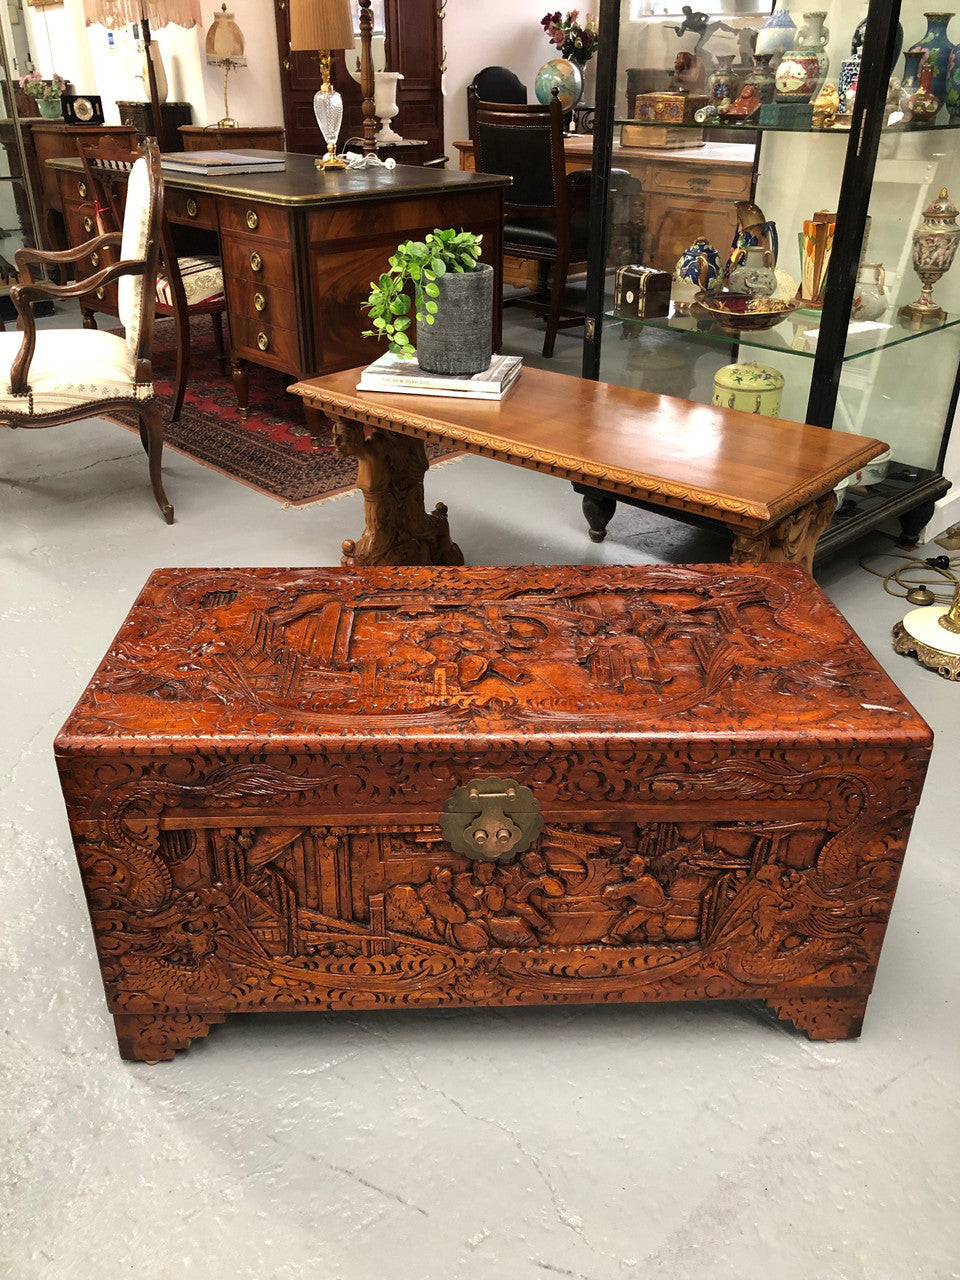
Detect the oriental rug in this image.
<box><xmin>112</xmin><ymin>315</ymin><xmax>463</xmax><ymax>507</ymax></box>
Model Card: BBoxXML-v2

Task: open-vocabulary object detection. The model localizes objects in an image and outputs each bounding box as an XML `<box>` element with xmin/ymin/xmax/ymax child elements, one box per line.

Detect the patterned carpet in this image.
<box><xmin>114</xmin><ymin>315</ymin><xmax>461</xmax><ymax>506</ymax></box>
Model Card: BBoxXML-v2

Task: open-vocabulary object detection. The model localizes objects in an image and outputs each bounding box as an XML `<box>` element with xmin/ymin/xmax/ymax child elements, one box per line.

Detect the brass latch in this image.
<box><xmin>441</xmin><ymin>777</ymin><xmax>542</xmax><ymax>862</ymax></box>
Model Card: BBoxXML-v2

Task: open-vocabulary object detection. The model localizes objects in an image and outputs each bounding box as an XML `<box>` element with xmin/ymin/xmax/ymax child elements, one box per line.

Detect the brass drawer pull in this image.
<box><xmin>688</xmin><ymin>177</ymin><xmax>710</xmax><ymax>192</ymax></box>
<box><xmin>250</xmin><ymin>251</ymin><xmax>263</xmax><ymax>272</ymax></box>
<box><xmin>83</xmin><ymin>215</ymin><xmax>94</xmax><ymax>233</ymax></box>
<box><xmin>254</xmin><ymin>291</ymin><xmax>266</xmax><ymax>312</ymax></box>
<box><xmin>257</xmin><ymin>331</ymin><xmax>270</xmax><ymax>351</ymax></box>
<box><xmin>246</xmin><ymin>209</ymin><xmax>259</xmax><ymax>230</ymax></box>
<box><xmin>95</xmin><ymin>286</ymin><xmax>106</xmax><ymax>300</ymax></box>
<box><xmin>90</xmin><ymin>251</ymin><xmax>100</xmax><ymax>268</ymax></box>
<box><xmin>78</xmin><ymin>180</ymin><xmax>87</xmax><ymax>199</ymax></box>
<box><xmin>186</xmin><ymin>197</ymin><xmax>199</xmax><ymax>218</ymax></box>
<box><xmin>441</xmin><ymin>776</ymin><xmax>542</xmax><ymax>862</ymax></box>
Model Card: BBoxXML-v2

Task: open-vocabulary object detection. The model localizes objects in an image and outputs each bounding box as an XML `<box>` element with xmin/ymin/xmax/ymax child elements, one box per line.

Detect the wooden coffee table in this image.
<box><xmin>289</xmin><ymin>367</ymin><xmax>888</xmax><ymax>570</ymax></box>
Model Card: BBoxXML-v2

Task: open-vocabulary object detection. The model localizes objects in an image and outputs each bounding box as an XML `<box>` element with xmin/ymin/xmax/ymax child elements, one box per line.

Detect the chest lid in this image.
<box><xmin>55</xmin><ymin>563</ymin><xmax>930</xmax><ymax>753</ymax></box>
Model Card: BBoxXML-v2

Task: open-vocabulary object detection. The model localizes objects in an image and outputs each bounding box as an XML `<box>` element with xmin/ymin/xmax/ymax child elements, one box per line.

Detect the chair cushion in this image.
<box><xmin>156</xmin><ymin>256</ymin><xmax>225</xmax><ymax>308</ymax></box>
<box><xmin>505</xmin><ymin>217</ymin><xmax>590</xmax><ymax>260</ymax></box>
<box><xmin>117</xmin><ymin>155</ymin><xmax>154</xmax><ymax>358</ymax></box>
<box><xmin>0</xmin><ymin>329</ymin><xmax>149</xmax><ymax>415</ymax></box>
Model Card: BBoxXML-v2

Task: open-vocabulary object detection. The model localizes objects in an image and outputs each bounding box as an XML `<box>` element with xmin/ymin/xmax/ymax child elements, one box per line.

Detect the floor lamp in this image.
<box><xmin>83</xmin><ymin>0</ymin><xmax>202</xmax><ymax>145</ymax></box>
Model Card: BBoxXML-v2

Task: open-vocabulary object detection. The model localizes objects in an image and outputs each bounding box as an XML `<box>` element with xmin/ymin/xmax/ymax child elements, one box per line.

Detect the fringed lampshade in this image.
<box><xmin>205</xmin><ymin>3</ymin><xmax>246</xmax><ymax>127</ymax></box>
<box><xmin>288</xmin><ymin>0</ymin><xmax>355</xmax><ymax>171</ymax></box>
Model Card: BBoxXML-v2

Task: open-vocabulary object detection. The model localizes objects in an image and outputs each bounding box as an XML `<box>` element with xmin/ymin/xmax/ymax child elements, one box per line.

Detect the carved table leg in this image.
<box><xmin>730</xmin><ymin>491</ymin><xmax>837</xmax><ymax>571</ymax></box>
<box><xmin>114</xmin><ymin>1012</ymin><xmax>227</xmax><ymax>1062</ymax></box>
<box><xmin>580</xmin><ymin>488</ymin><xmax>618</xmax><ymax>543</ymax></box>
<box><xmin>231</xmin><ymin>358</ymin><xmax>249</xmax><ymax>420</ymax></box>
<box><xmin>332</xmin><ymin>416</ymin><xmax>464</xmax><ymax>568</ymax></box>
<box><xmin>764</xmin><ymin>992</ymin><xmax>869</xmax><ymax>1041</ymax></box>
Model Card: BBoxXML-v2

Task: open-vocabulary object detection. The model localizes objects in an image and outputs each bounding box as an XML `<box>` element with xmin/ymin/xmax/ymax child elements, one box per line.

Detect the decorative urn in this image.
<box><xmin>899</xmin><ymin>187</ymin><xmax>960</xmax><ymax>324</ymax></box>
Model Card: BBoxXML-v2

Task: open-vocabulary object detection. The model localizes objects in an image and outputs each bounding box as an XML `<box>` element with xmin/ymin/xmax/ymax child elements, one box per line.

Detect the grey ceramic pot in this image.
<box><xmin>416</xmin><ymin>262</ymin><xmax>493</xmax><ymax>375</ymax></box>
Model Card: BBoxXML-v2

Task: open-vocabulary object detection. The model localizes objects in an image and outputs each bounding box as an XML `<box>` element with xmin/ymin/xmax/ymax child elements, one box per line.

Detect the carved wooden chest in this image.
<box><xmin>55</xmin><ymin>565</ymin><xmax>932</xmax><ymax>1061</ymax></box>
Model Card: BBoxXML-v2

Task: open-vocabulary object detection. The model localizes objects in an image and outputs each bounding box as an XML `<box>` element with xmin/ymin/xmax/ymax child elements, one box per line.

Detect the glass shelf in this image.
<box><xmin>615</xmin><ymin>116</ymin><xmax>960</xmax><ymax>137</ymax></box>
<box><xmin>602</xmin><ymin>302</ymin><xmax>960</xmax><ymax>360</ymax></box>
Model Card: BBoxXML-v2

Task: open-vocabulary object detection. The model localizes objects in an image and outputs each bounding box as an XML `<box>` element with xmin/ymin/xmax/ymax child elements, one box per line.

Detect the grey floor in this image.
<box><xmin>2</xmin><ymin>305</ymin><xmax>959</xmax><ymax>1280</ymax></box>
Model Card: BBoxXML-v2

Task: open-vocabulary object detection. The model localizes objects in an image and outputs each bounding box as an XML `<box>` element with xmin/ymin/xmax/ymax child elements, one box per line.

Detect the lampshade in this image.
<box><xmin>288</xmin><ymin>0</ymin><xmax>355</xmax><ymax>52</ymax></box>
<box><xmin>205</xmin><ymin>3</ymin><xmax>245</xmax><ymax>66</ymax></box>
<box><xmin>82</xmin><ymin>0</ymin><xmax>201</xmax><ymax>29</ymax></box>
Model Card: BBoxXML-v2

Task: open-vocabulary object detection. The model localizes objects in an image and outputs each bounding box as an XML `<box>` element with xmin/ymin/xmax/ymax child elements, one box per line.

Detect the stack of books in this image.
<box><xmin>356</xmin><ymin>352</ymin><xmax>522</xmax><ymax>400</ymax></box>
<box><xmin>159</xmin><ymin>151</ymin><xmax>286</xmax><ymax>176</ymax></box>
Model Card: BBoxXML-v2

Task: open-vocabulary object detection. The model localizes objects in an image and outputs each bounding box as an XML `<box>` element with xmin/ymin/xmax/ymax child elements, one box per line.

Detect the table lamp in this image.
<box><xmin>289</xmin><ymin>0</ymin><xmax>356</xmax><ymax>170</ymax></box>
<box><xmin>205</xmin><ymin>3</ymin><xmax>246</xmax><ymax>128</ymax></box>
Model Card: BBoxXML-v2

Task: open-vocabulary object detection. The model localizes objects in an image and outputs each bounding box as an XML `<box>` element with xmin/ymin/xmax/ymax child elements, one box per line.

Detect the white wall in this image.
<box><xmin>24</xmin><ymin>0</ymin><xmax>283</xmax><ymax>129</ymax></box>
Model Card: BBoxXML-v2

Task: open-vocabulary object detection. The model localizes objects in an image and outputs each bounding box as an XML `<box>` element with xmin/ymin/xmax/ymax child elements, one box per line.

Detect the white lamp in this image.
<box><xmin>289</xmin><ymin>0</ymin><xmax>356</xmax><ymax>170</ymax></box>
<box><xmin>893</xmin><ymin>583</ymin><xmax>960</xmax><ymax>680</ymax></box>
<box><xmin>205</xmin><ymin>3</ymin><xmax>246</xmax><ymax>128</ymax></box>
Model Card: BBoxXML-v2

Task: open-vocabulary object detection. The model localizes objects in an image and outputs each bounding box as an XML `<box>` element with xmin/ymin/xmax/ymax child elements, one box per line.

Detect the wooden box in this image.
<box><xmin>614</xmin><ymin>264</ymin><xmax>671</xmax><ymax>318</ymax></box>
<box><xmin>632</xmin><ymin>92</ymin><xmax>709</xmax><ymax>124</ymax></box>
<box><xmin>55</xmin><ymin>565</ymin><xmax>932</xmax><ymax>1061</ymax></box>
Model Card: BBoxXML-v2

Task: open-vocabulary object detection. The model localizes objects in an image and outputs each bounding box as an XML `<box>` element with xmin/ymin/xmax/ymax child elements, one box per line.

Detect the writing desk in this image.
<box><xmin>49</xmin><ymin>152</ymin><xmax>509</xmax><ymax>417</ymax></box>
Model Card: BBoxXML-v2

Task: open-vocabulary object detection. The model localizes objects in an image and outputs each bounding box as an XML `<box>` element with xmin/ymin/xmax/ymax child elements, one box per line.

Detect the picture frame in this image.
<box><xmin>61</xmin><ymin>94</ymin><xmax>105</xmax><ymax>126</ymax></box>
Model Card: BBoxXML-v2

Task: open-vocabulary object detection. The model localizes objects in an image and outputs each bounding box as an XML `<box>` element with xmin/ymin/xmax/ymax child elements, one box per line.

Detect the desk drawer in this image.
<box><xmin>649</xmin><ymin>164</ymin><xmax>751</xmax><ymax>200</ymax></box>
<box><xmin>230</xmin><ymin>312</ymin><xmax>301</xmax><ymax>372</ymax></box>
<box><xmin>225</xmin><ymin>274</ymin><xmax>296</xmax><ymax>327</ymax></box>
<box><xmin>164</xmin><ymin>188</ymin><xmax>219</xmax><ymax>229</ymax></box>
<box><xmin>221</xmin><ymin>234</ymin><xmax>295</xmax><ymax>287</ymax></box>
<box><xmin>218</xmin><ymin>198</ymin><xmax>290</xmax><ymax>242</ymax></box>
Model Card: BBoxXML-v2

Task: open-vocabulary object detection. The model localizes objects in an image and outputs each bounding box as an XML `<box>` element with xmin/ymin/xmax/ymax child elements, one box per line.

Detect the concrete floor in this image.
<box><xmin>2</xmin><ymin>308</ymin><xmax>959</xmax><ymax>1280</ymax></box>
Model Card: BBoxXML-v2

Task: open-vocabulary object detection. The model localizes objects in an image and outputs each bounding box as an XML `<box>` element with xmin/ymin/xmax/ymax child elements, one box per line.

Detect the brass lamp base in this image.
<box><xmin>218</xmin><ymin>117</ymin><xmax>239</xmax><ymax>128</ymax></box>
<box><xmin>314</xmin><ymin>148</ymin><xmax>348</xmax><ymax>170</ymax></box>
<box><xmin>892</xmin><ymin>585</ymin><xmax>960</xmax><ymax>680</ymax></box>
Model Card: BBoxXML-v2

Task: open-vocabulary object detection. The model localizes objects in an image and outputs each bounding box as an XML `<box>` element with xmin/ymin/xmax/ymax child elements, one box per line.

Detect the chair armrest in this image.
<box><xmin>7</xmin><ymin>257</ymin><xmax>149</xmax><ymax>395</ymax></box>
<box><xmin>14</xmin><ymin>232</ymin><xmax>123</xmax><ymax>274</ymax></box>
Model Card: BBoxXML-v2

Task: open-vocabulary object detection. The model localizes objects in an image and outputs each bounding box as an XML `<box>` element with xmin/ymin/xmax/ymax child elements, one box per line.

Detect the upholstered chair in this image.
<box><xmin>77</xmin><ymin>136</ymin><xmax>231</xmax><ymax>423</ymax></box>
<box><xmin>0</xmin><ymin>139</ymin><xmax>173</xmax><ymax>522</ymax></box>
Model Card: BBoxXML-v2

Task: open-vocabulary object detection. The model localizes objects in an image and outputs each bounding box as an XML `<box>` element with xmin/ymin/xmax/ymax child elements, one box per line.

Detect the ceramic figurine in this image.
<box><xmin>899</xmin><ymin>187</ymin><xmax>960</xmax><ymax>324</ymax></box>
<box><xmin>812</xmin><ymin>80</ymin><xmax>841</xmax><ymax>127</ymax></box>
<box><xmin>720</xmin><ymin>84</ymin><xmax>763</xmax><ymax>121</ymax></box>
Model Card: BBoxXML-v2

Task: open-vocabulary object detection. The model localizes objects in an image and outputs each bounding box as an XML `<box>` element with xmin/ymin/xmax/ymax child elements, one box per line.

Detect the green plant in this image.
<box><xmin>19</xmin><ymin>72</ymin><xmax>66</xmax><ymax>104</ymax></box>
<box><xmin>363</xmin><ymin>228</ymin><xmax>483</xmax><ymax>358</ymax></box>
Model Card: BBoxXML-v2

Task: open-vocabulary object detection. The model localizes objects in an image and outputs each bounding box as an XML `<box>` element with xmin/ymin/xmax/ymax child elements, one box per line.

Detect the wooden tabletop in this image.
<box><xmin>47</xmin><ymin>151</ymin><xmax>512</xmax><ymax>208</ymax></box>
<box><xmin>291</xmin><ymin>366</ymin><xmax>888</xmax><ymax>533</ymax></box>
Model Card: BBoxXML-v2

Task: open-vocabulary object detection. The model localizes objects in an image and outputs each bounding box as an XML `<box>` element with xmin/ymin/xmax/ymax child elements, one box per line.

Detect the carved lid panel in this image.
<box><xmin>55</xmin><ymin>564</ymin><xmax>930</xmax><ymax>749</ymax></box>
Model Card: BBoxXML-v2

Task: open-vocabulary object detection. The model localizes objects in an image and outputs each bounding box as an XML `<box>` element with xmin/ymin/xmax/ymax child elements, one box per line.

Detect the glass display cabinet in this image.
<box><xmin>583</xmin><ymin>0</ymin><xmax>957</xmax><ymax>559</ymax></box>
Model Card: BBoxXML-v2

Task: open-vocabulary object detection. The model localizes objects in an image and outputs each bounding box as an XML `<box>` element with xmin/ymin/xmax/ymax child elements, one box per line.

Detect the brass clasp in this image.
<box><xmin>441</xmin><ymin>776</ymin><xmax>542</xmax><ymax>863</ymax></box>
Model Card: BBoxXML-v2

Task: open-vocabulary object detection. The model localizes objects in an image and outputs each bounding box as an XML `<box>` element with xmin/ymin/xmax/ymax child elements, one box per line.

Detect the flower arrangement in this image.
<box><xmin>540</xmin><ymin>10</ymin><xmax>598</xmax><ymax>67</ymax></box>
<box><xmin>19</xmin><ymin>72</ymin><xmax>66</xmax><ymax>104</ymax></box>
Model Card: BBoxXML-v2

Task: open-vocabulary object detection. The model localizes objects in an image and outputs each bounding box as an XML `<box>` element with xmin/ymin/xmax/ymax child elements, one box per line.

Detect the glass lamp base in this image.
<box><xmin>314</xmin><ymin>86</ymin><xmax>347</xmax><ymax>170</ymax></box>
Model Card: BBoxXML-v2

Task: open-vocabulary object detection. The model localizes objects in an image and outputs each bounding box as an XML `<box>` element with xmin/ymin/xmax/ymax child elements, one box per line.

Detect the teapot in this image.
<box><xmin>851</xmin><ymin>262</ymin><xmax>887</xmax><ymax>321</ymax></box>
<box><xmin>728</xmin><ymin>246</ymin><xmax>778</xmax><ymax>297</ymax></box>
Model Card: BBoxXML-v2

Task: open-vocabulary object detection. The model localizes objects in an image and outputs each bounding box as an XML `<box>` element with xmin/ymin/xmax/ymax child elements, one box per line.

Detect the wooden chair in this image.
<box><xmin>0</xmin><ymin>138</ymin><xmax>174</xmax><ymax>522</ymax></box>
<box><xmin>468</xmin><ymin>87</ymin><xmax>591</xmax><ymax>357</ymax></box>
<box><xmin>77</xmin><ymin>135</ymin><xmax>230</xmax><ymax>423</ymax></box>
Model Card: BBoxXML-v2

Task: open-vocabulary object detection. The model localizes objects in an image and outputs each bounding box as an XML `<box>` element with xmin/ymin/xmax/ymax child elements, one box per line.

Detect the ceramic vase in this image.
<box><xmin>743</xmin><ymin>53</ymin><xmax>778</xmax><ymax>105</ymax></box>
<box><xmin>899</xmin><ymin>47</ymin><xmax>926</xmax><ymax>116</ymax></box>
<box><xmin>672</xmin><ymin>237</ymin><xmax>722</xmax><ymax>310</ymax></box>
<box><xmin>837</xmin><ymin>51</ymin><xmax>861</xmax><ymax>114</ymax></box>
<box><xmin>899</xmin><ymin>187</ymin><xmax>960</xmax><ymax>324</ymax></box>
<box><xmin>374</xmin><ymin>71</ymin><xmax>404</xmax><ymax>144</ymax></box>
<box><xmin>945</xmin><ymin>45</ymin><xmax>960</xmax><ymax>118</ymax></box>
<box><xmin>903</xmin><ymin>63</ymin><xmax>943</xmax><ymax>123</ymax></box>
<box><xmin>799</xmin><ymin>209</ymin><xmax>836</xmax><ymax>308</ymax></box>
<box><xmin>37</xmin><ymin>98</ymin><xmax>62</xmax><ymax>119</ymax></box>
<box><xmin>728</xmin><ymin>246</ymin><xmax>778</xmax><ymax>296</ymax></box>
<box><xmin>775</xmin><ymin>48</ymin><xmax>824</xmax><ymax>102</ymax></box>
<box><xmin>755</xmin><ymin>7</ymin><xmax>798</xmax><ymax>62</ymax></box>
<box><xmin>708</xmin><ymin>54</ymin><xmax>740</xmax><ymax>105</ymax></box>
<box><xmin>417</xmin><ymin>263</ymin><xmax>494</xmax><ymax>375</ymax></box>
<box><xmin>909</xmin><ymin>12</ymin><xmax>954</xmax><ymax>100</ymax></box>
<box><xmin>726</xmin><ymin>201</ymin><xmax>778</xmax><ymax>283</ymax></box>
<box><xmin>851</xmin><ymin>262</ymin><xmax>887</xmax><ymax>321</ymax></box>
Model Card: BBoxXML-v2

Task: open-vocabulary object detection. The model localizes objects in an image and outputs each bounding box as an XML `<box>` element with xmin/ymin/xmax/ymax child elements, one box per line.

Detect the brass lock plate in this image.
<box><xmin>441</xmin><ymin>777</ymin><xmax>542</xmax><ymax>862</ymax></box>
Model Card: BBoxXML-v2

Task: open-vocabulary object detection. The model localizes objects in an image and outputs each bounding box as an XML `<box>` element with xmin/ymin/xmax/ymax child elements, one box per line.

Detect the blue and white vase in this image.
<box><xmin>755</xmin><ymin>7</ymin><xmax>799</xmax><ymax>62</ymax></box>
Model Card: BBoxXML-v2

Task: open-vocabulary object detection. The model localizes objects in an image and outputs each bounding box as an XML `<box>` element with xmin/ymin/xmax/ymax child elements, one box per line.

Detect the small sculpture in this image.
<box><xmin>899</xmin><ymin>188</ymin><xmax>960</xmax><ymax>324</ymax></box>
<box><xmin>812</xmin><ymin>80</ymin><xmax>840</xmax><ymax>128</ymax></box>
<box><xmin>721</xmin><ymin>83</ymin><xmax>762</xmax><ymax>121</ymax></box>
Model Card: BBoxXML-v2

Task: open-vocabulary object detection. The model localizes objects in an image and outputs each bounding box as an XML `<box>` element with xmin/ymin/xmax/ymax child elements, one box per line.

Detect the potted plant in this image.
<box><xmin>19</xmin><ymin>72</ymin><xmax>67</xmax><ymax>119</ymax></box>
<box><xmin>362</xmin><ymin>228</ymin><xmax>493</xmax><ymax>375</ymax></box>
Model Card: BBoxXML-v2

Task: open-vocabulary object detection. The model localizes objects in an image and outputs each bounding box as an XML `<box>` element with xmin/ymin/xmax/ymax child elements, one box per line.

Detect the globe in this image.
<box><xmin>534</xmin><ymin>58</ymin><xmax>584</xmax><ymax>111</ymax></box>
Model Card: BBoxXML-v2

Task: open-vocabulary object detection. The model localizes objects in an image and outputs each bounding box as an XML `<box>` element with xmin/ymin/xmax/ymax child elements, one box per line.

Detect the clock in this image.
<box><xmin>61</xmin><ymin>95</ymin><xmax>104</xmax><ymax>126</ymax></box>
